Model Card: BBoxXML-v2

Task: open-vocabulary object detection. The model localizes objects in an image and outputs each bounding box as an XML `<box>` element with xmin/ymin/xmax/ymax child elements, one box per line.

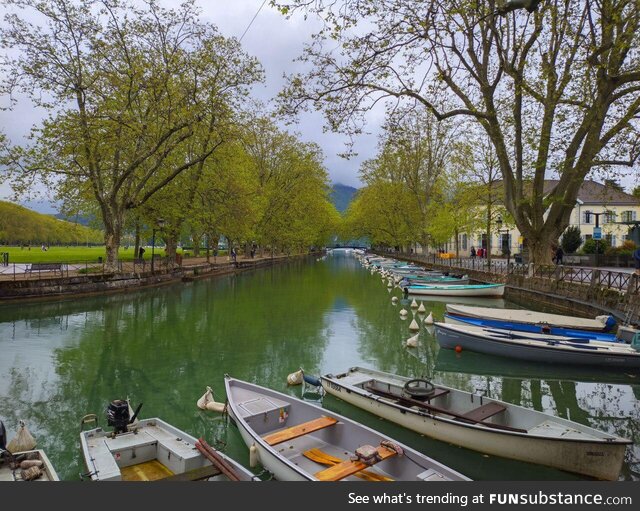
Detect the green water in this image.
<box><xmin>0</xmin><ymin>251</ymin><xmax>638</xmax><ymax>481</ymax></box>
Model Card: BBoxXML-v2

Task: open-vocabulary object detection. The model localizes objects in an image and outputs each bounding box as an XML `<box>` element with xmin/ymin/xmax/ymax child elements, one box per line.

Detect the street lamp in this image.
<box><xmin>151</xmin><ymin>218</ymin><xmax>165</xmax><ymax>273</ymax></box>
<box><xmin>496</xmin><ymin>216</ymin><xmax>511</xmax><ymax>267</ymax></box>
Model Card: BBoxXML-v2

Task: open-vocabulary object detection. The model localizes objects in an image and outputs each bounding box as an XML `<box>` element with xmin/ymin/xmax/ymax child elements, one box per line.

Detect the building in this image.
<box><xmin>456</xmin><ymin>180</ymin><xmax>640</xmax><ymax>257</ymax></box>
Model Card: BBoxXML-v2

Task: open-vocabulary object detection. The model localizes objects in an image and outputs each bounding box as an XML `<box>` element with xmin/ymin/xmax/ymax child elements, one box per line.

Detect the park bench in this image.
<box><xmin>25</xmin><ymin>262</ymin><xmax>64</xmax><ymax>276</ymax></box>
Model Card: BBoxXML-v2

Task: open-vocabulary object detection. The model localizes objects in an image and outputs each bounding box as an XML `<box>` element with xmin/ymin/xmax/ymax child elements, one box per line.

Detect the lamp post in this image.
<box><xmin>496</xmin><ymin>216</ymin><xmax>511</xmax><ymax>268</ymax></box>
<box><xmin>585</xmin><ymin>211</ymin><xmax>604</xmax><ymax>267</ymax></box>
<box><xmin>151</xmin><ymin>218</ymin><xmax>165</xmax><ymax>273</ymax></box>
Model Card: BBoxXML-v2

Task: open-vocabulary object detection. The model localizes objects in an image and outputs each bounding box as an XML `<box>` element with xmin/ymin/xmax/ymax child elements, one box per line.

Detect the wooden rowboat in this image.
<box><xmin>80</xmin><ymin>400</ymin><xmax>256</xmax><ymax>481</ymax></box>
<box><xmin>406</xmin><ymin>283</ymin><xmax>505</xmax><ymax>297</ymax></box>
<box><xmin>435</xmin><ymin>322</ymin><xmax>640</xmax><ymax>369</ymax></box>
<box><xmin>321</xmin><ymin>367</ymin><xmax>631</xmax><ymax>480</ymax></box>
<box><xmin>445</xmin><ymin>304</ymin><xmax>616</xmax><ymax>332</ymax></box>
<box><xmin>0</xmin><ymin>420</ymin><xmax>59</xmax><ymax>481</ymax></box>
<box><xmin>224</xmin><ymin>375</ymin><xmax>469</xmax><ymax>481</ymax></box>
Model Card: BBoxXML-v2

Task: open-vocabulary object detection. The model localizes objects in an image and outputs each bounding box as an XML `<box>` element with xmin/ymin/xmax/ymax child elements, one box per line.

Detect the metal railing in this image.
<box><xmin>393</xmin><ymin>253</ymin><xmax>639</xmax><ymax>295</ymax></box>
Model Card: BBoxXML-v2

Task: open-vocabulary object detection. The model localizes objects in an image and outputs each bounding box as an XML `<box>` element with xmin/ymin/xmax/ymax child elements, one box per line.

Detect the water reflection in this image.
<box><xmin>0</xmin><ymin>251</ymin><xmax>638</xmax><ymax>480</ymax></box>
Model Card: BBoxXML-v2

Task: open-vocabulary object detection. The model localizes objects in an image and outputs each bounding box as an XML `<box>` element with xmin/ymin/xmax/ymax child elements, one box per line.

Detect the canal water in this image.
<box><xmin>0</xmin><ymin>250</ymin><xmax>638</xmax><ymax>481</ymax></box>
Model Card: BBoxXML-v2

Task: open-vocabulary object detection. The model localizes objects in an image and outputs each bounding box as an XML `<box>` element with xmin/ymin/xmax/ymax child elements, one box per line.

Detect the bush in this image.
<box><xmin>605</xmin><ymin>240</ymin><xmax>636</xmax><ymax>257</ymax></box>
<box><xmin>580</xmin><ymin>238</ymin><xmax>609</xmax><ymax>254</ymax></box>
<box><xmin>560</xmin><ymin>226</ymin><xmax>582</xmax><ymax>253</ymax></box>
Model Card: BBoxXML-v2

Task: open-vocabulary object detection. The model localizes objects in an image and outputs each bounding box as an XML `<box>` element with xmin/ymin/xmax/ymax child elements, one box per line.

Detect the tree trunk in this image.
<box><xmin>164</xmin><ymin>231</ymin><xmax>179</xmax><ymax>267</ymax></box>
<box><xmin>192</xmin><ymin>233</ymin><xmax>201</xmax><ymax>257</ymax></box>
<box><xmin>104</xmin><ymin>223</ymin><xmax>122</xmax><ymax>272</ymax></box>
<box><xmin>133</xmin><ymin>222</ymin><xmax>140</xmax><ymax>263</ymax></box>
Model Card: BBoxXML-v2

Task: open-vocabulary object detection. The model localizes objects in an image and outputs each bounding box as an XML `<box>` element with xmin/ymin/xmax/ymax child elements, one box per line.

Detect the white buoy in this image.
<box><xmin>410</xmin><ymin>299</ymin><xmax>418</xmax><ymax>309</ymax></box>
<box><xmin>197</xmin><ymin>386</ymin><xmax>215</xmax><ymax>410</ymax></box>
<box><xmin>406</xmin><ymin>333</ymin><xmax>419</xmax><ymax>347</ymax></box>
<box><xmin>205</xmin><ymin>400</ymin><xmax>226</xmax><ymax>413</ymax></box>
<box><xmin>417</xmin><ymin>302</ymin><xmax>426</xmax><ymax>313</ymax></box>
<box><xmin>409</xmin><ymin>318</ymin><xmax>420</xmax><ymax>331</ymax></box>
<box><xmin>287</xmin><ymin>369</ymin><xmax>304</xmax><ymax>385</ymax></box>
<box><xmin>249</xmin><ymin>444</ymin><xmax>259</xmax><ymax>468</ymax></box>
<box><xmin>391</xmin><ymin>296</ymin><xmax>398</xmax><ymax>304</ymax></box>
<box><xmin>424</xmin><ymin>311</ymin><xmax>434</xmax><ymax>325</ymax></box>
<box><xmin>399</xmin><ymin>308</ymin><xmax>408</xmax><ymax>316</ymax></box>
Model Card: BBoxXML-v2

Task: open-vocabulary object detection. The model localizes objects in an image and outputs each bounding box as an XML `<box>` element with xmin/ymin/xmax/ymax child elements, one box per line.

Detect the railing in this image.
<box><xmin>393</xmin><ymin>253</ymin><xmax>639</xmax><ymax>295</ymax></box>
<box><xmin>0</xmin><ymin>257</ymin><xmax>180</xmax><ymax>281</ymax></box>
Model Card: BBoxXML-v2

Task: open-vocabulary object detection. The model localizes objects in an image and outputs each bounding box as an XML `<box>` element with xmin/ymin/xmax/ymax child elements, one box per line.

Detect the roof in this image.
<box><xmin>544</xmin><ymin>180</ymin><xmax>638</xmax><ymax>205</ymax></box>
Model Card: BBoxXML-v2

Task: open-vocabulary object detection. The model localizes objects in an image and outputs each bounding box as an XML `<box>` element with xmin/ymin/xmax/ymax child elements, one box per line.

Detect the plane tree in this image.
<box><xmin>275</xmin><ymin>0</ymin><xmax>640</xmax><ymax>263</ymax></box>
<box><xmin>0</xmin><ymin>0</ymin><xmax>261</xmax><ymax>270</ymax></box>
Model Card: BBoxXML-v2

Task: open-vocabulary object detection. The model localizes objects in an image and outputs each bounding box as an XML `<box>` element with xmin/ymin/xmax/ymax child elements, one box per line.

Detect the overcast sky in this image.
<box><xmin>0</xmin><ymin>0</ymin><xmax>374</xmax><ymax>212</ymax></box>
<box><xmin>1</xmin><ymin>1</ymin><xmax>636</xmax><ymax>212</ymax></box>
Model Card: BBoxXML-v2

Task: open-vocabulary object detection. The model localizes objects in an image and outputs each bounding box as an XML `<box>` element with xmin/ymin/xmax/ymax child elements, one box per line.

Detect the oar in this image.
<box><xmin>302</xmin><ymin>448</ymin><xmax>393</xmax><ymax>482</ymax></box>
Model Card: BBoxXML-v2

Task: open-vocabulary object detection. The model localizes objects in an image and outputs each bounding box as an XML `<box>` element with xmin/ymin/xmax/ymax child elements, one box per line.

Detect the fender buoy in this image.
<box><xmin>455</xmin><ymin>345</ymin><xmax>463</xmax><ymax>353</ymax></box>
<box><xmin>205</xmin><ymin>400</ymin><xmax>226</xmax><ymax>413</ymax></box>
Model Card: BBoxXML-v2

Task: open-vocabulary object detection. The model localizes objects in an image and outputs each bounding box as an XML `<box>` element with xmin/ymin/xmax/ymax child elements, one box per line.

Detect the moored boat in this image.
<box><xmin>434</xmin><ymin>322</ymin><xmax>640</xmax><ymax>369</ymax></box>
<box><xmin>445</xmin><ymin>304</ymin><xmax>616</xmax><ymax>332</ymax></box>
<box><xmin>320</xmin><ymin>367</ymin><xmax>631</xmax><ymax>480</ymax></box>
<box><xmin>224</xmin><ymin>375</ymin><xmax>469</xmax><ymax>481</ymax></box>
<box><xmin>406</xmin><ymin>283</ymin><xmax>505</xmax><ymax>297</ymax></box>
<box><xmin>444</xmin><ymin>313</ymin><xmax>619</xmax><ymax>342</ymax></box>
<box><xmin>79</xmin><ymin>399</ymin><xmax>256</xmax><ymax>481</ymax></box>
<box><xmin>401</xmin><ymin>276</ymin><xmax>470</xmax><ymax>286</ymax></box>
<box><xmin>0</xmin><ymin>421</ymin><xmax>59</xmax><ymax>481</ymax></box>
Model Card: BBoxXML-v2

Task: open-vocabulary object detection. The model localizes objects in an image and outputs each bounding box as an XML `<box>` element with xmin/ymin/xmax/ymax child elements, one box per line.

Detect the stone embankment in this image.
<box><xmin>0</xmin><ymin>255</ymin><xmax>302</xmax><ymax>302</ymax></box>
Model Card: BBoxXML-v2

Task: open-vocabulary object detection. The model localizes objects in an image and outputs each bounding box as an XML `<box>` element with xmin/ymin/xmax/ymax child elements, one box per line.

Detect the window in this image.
<box><xmin>582</xmin><ymin>211</ymin><xmax>592</xmax><ymax>224</ymax></box>
<box><xmin>605</xmin><ymin>234</ymin><xmax>615</xmax><ymax>247</ymax></box>
<box><xmin>461</xmin><ymin>234</ymin><xmax>468</xmax><ymax>251</ymax></box>
<box><xmin>621</xmin><ymin>210</ymin><xmax>637</xmax><ymax>222</ymax></box>
<box><xmin>604</xmin><ymin>211</ymin><xmax>617</xmax><ymax>224</ymax></box>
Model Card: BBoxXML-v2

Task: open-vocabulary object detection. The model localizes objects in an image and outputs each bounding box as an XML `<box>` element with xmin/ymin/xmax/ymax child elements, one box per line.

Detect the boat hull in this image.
<box><xmin>444</xmin><ymin>314</ymin><xmax>619</xmax><ymax>342</ymax></box>
<box><xmin>321</xmin><ymin>370</ymin><xmax>628</xmax><ymax>480</ymax></box>
<box><xmin>407</xmin><ymin>284</ymin><xmax>505</xmax><ymax>297</ymax></box>
<box><xmin>435</xmin><ymin>323</ymin><xmax>640</xmax><ymax>369</ymax></box>
<box><xmin>0</xmin><ymin>449</ymin><xmax>59</xmax><ymax>481</ymax></box>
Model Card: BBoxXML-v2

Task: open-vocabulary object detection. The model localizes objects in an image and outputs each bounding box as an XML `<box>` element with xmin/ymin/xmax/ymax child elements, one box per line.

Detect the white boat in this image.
<box><xmin>321</xmin><ymin>367</ymin><xmax>631</xmax><ymax>480</ymax></box>
<box><xmin>79</xmin><ymin>399</ymin><xmax>256</xmax><ymax>481</ymax></box>
<box><xmin>435</xmin><ymin>322</ymin><xmax>640</xmax><ymax>369</ymax></box>
<box><xmin>224</xmin><ymin>375</ymin><xmax>469</xmax><ymax>481</ymax></box>
<box><xmin>0</xmin><ymin>420</ymin><xmax>59</xmax><ymax>481</ymax></box>
<box><xmin>0</xmin><ymin>449</ymin><xmax>59</xmax><ymax>482</ymax></box>
<box><xmin>407</xmin><ymin>283</ymin><xmax>505</xmax><ymax>297</ymax></box>
<box><xmin>445</xmin><ymin>304</ymin><xmax>615</xmax><ymax>332</ymax></box>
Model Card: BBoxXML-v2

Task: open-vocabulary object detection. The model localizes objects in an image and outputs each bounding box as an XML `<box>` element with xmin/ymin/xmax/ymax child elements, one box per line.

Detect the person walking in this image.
<box><xmin>470</xmin><ymin>246</ymin><xmax>476</xmax><ymax>259</ymax></box>
<box><xmin>554</xmin><ymin>246</ymin><xmax>564</xmax><ymax>265</ymax></box>
<box><xmin>633</xmin><ymin>246</ymin><xmax>640</xmax><ymax>276</ymax></box>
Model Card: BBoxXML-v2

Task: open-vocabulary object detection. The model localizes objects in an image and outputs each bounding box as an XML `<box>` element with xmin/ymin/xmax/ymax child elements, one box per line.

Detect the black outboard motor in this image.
<box><xmin>107</xmin><ymin>400</ymin><xmax>131</xmax><ymax>434</ymax></box>
<box><xmin>0</xmin><ymin>420</ymin><xmax>8</xmax><ymax>453</ymax></box>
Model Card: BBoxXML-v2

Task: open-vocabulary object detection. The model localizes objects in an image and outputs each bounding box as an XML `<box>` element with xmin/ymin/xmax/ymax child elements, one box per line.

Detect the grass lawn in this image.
<box><xmin>0</xmin><ymin>245</ymin><xmax>180</xmax><ymax>263</ymax></box>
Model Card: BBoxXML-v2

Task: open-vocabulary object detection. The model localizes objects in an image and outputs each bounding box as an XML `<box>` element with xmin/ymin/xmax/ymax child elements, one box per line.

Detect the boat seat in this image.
<box><xmin>262</xmin><ymin>416</ymin><xmax>338</xmax><ymax>446</ymax></box>
<box><xmin>426</xmin><ymin>388</ymin><xmax>450</xmax><ymax>401</ymax></box>
<box><xmin>314</xmin><ymin>445</ymin><xmax>396</xmax><ymax>481</ymax></box>
<box><xmin>461</xmin><ymin>402</ymin><xmax>506</xmax><ymax>422</ymax></box>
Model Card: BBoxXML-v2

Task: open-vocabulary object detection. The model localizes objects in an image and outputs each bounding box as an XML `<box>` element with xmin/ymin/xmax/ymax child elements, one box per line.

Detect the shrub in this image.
<box><xmin>580</xmin><ymin>238</ymin><xmax>609</xmax><ymax>254</ymax></box>
<box><xmin>560</xmin><ymin>226</ymin><xmax>582</xmax><ymax>253</ymax></box>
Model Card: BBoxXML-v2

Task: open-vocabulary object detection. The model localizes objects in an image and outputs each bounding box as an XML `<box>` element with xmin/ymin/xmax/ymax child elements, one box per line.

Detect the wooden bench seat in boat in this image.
<box><xmin>314</xmin><ymin>446</ymin><xmax>396</xmax><ymax>481</ymax></box>
<box><xmin>460</xmin><ymin>402</ymin><xmax>506</xmax><ymax>422</ymax></box>
<box><xmin>425</xmin><ymin>388</ymin><xmax>450</xmax><ymax>402</ymax></box>
<box><xmin>262</xmin><ymin>416</ymin><xmax>338</xmax><ymax>446</ymax></box>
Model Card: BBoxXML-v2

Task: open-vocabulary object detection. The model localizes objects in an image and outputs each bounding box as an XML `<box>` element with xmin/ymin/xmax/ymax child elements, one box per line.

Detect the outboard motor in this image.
<box><xmin>106</xmin><ymin>399</ymin><xmax>144</xmax><ymax>435</ymax></box>
<box><xmin>107</xmin><ymin>400</ymin><xmax>130</xmax><ymax>434</ymax></box>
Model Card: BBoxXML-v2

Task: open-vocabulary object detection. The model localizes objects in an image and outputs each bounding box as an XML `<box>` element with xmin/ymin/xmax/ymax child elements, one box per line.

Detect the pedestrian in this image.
<box><xmin>138</xmin><ymin>246</ymin><xmax>145</xmax><ymax>259</ymax></box>
<box><xmin>231</xmin><ymin>247</ymin><xmax>237</xmax><ymax>263</ymax></box>
<box><xmin>470</xmin><ymin>246</ymin><xmax>476</xmax><ymax>259</ymax></box>
<box><xmin>554</xmin><ymin>246</ymin><xmax>564</xmax><ymax>265</ymax></box>
<box><xmin>633</xmin><ymin>246</ymin><xmax>640</xmax><ymax>276</ymax></box>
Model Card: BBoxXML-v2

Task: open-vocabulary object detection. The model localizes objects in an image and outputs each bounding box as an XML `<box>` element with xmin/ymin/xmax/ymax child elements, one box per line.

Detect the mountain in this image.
<box><xmin>0</xmin><ymin>200</ymin><xmax>103</xmax><ymax>245</ymax></box>
<box><xmin>330</xmin><ymin>183</ymin><xmax>358</xmax><ymax>213</ymax></box>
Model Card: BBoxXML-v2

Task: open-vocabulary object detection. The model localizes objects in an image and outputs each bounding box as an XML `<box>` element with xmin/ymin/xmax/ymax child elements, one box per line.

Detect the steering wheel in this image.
<box><xmin>403</xmin><ymin>379</ymin><xmax>435</xmax><ymax>399</ymax></box>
